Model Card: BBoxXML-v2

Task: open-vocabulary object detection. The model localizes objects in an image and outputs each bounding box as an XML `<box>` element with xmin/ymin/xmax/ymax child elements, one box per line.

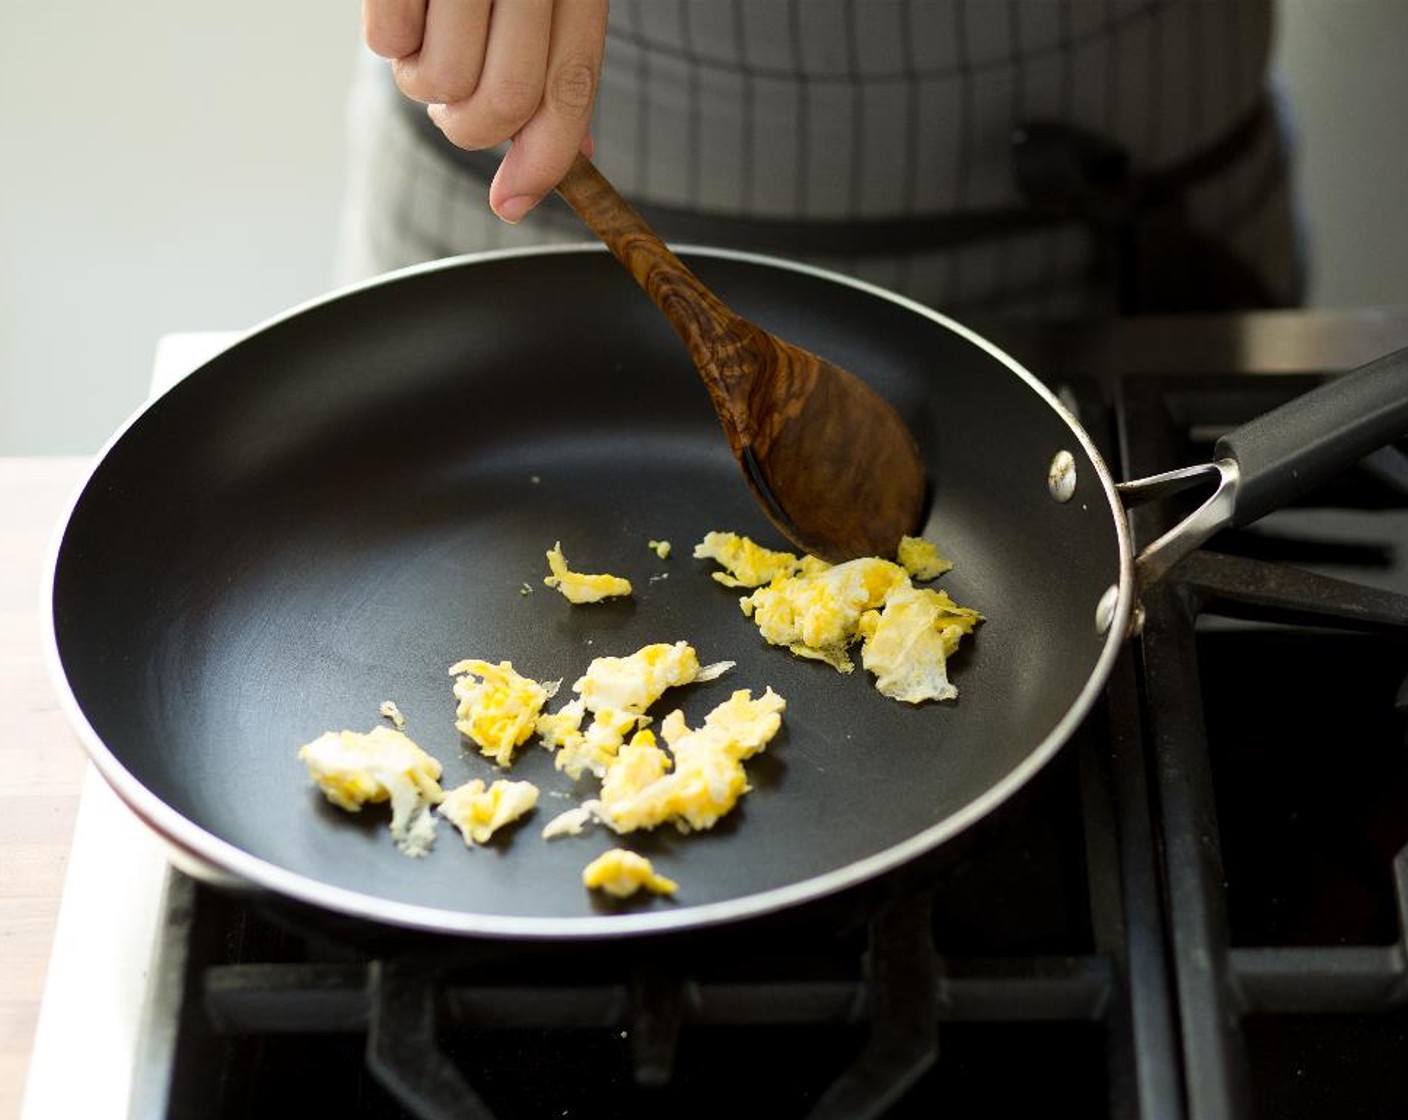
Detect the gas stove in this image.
<box><xmin>23</xmin><ymin>312</ymin><xmax>1408</xmax><ymax>1120</ymax></box>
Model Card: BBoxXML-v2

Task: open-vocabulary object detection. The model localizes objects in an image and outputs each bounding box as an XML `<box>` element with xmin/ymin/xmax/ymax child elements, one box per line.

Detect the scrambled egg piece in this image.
<box><xmin>542</xmin><ymin>804</ymin><xmax>595</xmax><ymax>840</ymax></box>
<box><xmin>297</xmin><ymin>726</ymin><xmax>444</xmax><ymax>857</ymax></box>
<box><xmin>741</xmin><ymin>557</ymin><xmax>909</xmax><ymax>672</ymax></box>
<box><xmin>449</xmin><ymin>659</ymin><xmax>559</xmax><ymax>767</ymax></box>
<box><xmin>575</xmin><ymin>641</ymin><xmax>732</xmax><ymax>715</ymax></box>
<box><xmin>858</xmin><ymin>586</ymin><xmax>984</xmax><ymax>704</ymax></box>
<box><xmin>586</xmin><ymin>688</ymin><xmax>786</xmax><ymax>835</ymax></box>
<box><xmin>897</xmin><ymin>535</ymin><xmax>954</xmax><ymax>581</ymax></box>
<box><xmin>582</xmin><ymin>848</ymin><xmax>679</xmax><ymax>898</ymax></box>
<box><xmin>665</xmin><ymin>686</ymin><xmax>787</xmax><ymax>763</ymax></box>
<box><xmin>536</xmin><ymin>641</ymin><xmax>733</xmax><ymax>780</ymax></box>
<box><xmin>439</xmin><ymin>778</ymin><xmax>540</xmax><ymax>845</ymax></box>
<box><xmin>648</xmin><ymin>539</ymin><xmax>672</xmax><ymax>559</ymax></box>
<box><xmin>378</xmin><ymin>699</ymin><xmax>407</xmax><ymax>730</ymax></box>
<box><xmin>536</xmin><ymin>696</ymin><xmax>588</xmax><ymax>751</ymax></box>
<box><xmin>552</xmin><ymin>705</ymin><xmax>640</xmax><ymax>781</ymax></box>
<box><xmin>701</xmin><ymin>531</ymin><xmax>983</xmax><ymax>704</ymax></box>
<box><xmin>544</xmin><ymin>542</ymin><xmax>633</xmax><ymax>604</ymax></box>
<box><xmin>597</xmin><ymin>728</ymin><xmax>672</xmax><ymax>807</ymax></box>
<box><xmin>692</xmin><ymin>531</ymin><xmax>806</xmax><ymax>588</ymax></box>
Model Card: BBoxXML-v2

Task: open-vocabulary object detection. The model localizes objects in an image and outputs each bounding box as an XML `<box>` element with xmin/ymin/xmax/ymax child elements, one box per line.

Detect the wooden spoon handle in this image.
<box><xmin>555</xmin><ymin>154</ymin><xmax>748</xmax><ymax>395</ymax></box>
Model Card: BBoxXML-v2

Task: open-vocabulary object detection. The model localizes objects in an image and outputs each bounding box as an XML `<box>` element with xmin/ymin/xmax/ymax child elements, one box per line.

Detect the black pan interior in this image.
<box><xmin>53</xmin><ymin>248</ymin><xmax>1123</xmax><ymax>930</ymax></box>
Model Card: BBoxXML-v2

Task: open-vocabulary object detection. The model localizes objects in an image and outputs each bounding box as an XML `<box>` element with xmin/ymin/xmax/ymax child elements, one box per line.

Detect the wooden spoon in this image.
<box><xmin>554</xmin><ymin>154</ymin><xmax>928</xmax><ymax>563</ymax></box>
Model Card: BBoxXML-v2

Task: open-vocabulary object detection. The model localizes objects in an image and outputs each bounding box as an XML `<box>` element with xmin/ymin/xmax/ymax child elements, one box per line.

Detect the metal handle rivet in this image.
<box><xmin>1048</xmin><ymin>450</ymin><xmax>1077</xmax><ymax>502</ymax></box>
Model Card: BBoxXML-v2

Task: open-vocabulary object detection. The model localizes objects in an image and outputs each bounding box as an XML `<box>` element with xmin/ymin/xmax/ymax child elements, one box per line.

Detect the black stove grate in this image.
<box><xmin>1121</xmin><ymin>371</ymin><xmax>1408</xmax><ymax>1120</ymax></box>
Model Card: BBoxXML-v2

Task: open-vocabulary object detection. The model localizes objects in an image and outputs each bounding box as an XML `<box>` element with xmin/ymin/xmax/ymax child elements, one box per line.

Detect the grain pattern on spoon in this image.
<box><xmin>555</xmin><ymin>154</ymin><xmax>928</xmax><ymax>563</ymax></box>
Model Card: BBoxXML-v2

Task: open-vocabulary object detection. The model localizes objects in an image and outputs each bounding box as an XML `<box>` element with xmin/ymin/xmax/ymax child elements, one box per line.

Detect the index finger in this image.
<box><xmin>363</xmin><ymin>0</ymin><xmax>428</xmax><ymax>60</ymax></box>
<box><xmin>488</xmin><ymin>0</ymin><xmax>608</xmax><ymax>222</ymax></box>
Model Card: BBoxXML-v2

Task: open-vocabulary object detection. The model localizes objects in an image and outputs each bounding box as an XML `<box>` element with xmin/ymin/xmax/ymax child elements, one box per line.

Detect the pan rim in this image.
<box><xmin>42</xmin><ymin>242</ymin><xmax>1137</xmax><ymax>939</ymax></box>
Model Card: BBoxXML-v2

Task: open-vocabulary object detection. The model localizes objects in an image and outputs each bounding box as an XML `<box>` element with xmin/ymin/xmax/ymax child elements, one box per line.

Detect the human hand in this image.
<box><xmin>363</xmin><ymin>0</ymin><xmax>609</xmax><ymax>223</ymax></box>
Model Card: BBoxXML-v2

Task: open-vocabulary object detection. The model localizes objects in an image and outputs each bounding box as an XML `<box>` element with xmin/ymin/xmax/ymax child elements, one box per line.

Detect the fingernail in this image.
<box><xmin>496</xmin><ymin>195</ymin><xmax>536</xmax><ymax>224</ymax></box>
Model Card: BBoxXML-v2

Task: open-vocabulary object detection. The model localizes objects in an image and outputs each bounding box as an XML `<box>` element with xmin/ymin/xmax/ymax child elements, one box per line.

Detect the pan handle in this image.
<box><xmin>1118</xmin><ymin>344</ymin><xmax>1408</xmax><ymax>604</ymax></box>
<box><xmin>1214</xmin><ymin>343</ymin><xmax>1408</xmax><ymax>526</ymax></box>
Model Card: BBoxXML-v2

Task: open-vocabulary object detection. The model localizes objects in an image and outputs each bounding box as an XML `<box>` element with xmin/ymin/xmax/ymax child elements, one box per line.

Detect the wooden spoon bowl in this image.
<box><xmin>555</xmin><ymin>154</ymin><xmax>928</xmax><ymax>563</ymax></box>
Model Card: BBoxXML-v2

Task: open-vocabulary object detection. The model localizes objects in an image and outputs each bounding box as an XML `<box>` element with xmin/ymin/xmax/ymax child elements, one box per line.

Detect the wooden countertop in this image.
<box><xmin>1</xmin><ymin>457</ymin><xmax>91</xmax><ymax>1120</ymax></box>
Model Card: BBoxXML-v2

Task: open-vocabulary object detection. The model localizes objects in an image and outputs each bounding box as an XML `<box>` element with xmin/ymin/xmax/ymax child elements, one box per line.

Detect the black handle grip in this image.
<box><xmin>1215</xmin><ymin>344</ymin><xmax>1408</xmax><ymax>527</ymax></box>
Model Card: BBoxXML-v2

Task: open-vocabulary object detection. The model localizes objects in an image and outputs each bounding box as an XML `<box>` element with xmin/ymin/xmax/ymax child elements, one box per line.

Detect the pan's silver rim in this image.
<box><xmin>41</xmin><ymin>242</ymin><xmax>1137</xmax><ymax>940</ymax></box>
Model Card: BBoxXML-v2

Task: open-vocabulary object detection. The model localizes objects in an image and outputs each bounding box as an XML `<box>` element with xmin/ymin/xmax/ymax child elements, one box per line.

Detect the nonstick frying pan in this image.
<box><xmin>45</xmin><ymin>245</ymin><xmax>1408</xmax><ymax>940</ymax></box>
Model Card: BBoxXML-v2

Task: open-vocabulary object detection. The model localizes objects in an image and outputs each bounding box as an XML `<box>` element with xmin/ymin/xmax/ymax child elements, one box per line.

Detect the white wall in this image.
<box><xmin>2</xmin><ymin>0</ymin><xmax>1406</xmax><ymax>455</ymax></box>
<box><xmin>0</xmin><ymin>0</ymin><xmax>360</xmax><ymax>455</ymax></box>
<box><xmin>1275</xmin><ymin>0</ymin><xmax>1408</xmax><ymax>309</ymax></box>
